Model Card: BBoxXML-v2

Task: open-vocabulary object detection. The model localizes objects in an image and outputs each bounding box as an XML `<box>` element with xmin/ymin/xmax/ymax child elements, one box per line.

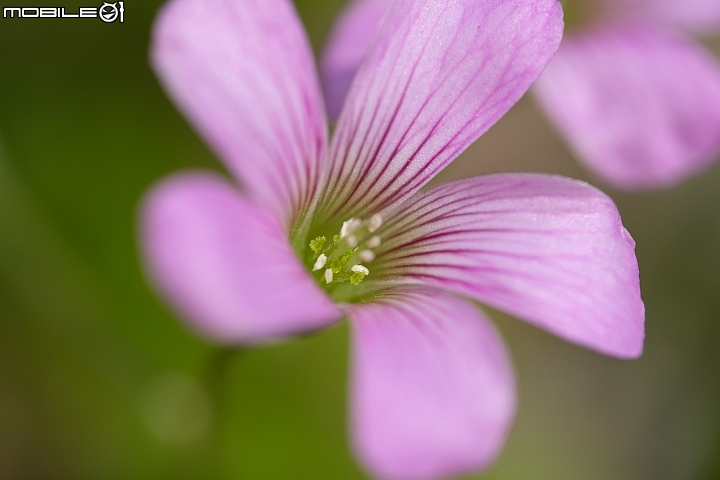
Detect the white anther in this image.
<box><xmin>367</xmin><ymin>236</ymin><xmax>381</xmax><ymax>248</ymax></box>
<box><xmin>312</xmin><ymin>254</ymin><xmax>328</xmax><ymax>271</ymax></box>
<box><xmin>346</xmin><ymin>234</ymin><xmax>358</xmax><ymax>249</ymax></box>
<box><xmin>359</xmin><ymin>250</ymin><xmax>375</xmax><ymax>262</ymax></box>
<box><xmin>324</xmin><ymin>268</ymin><xmax>334</xmax><ymax>284</ymax></box>
<box><xmin>351</xmin><ymin>264</ymin><xmax>370</xmax><ymax>275</ymax></box>
<box><xmin>340</xmin><ymin>218</ymin><xmax>361</xmax><ymax>237</ymax></box>
<box><xmin>368</xmin><ymin>214</ymin><xmax>383</xmax><ymax>232</ymax></box>
<box><xmin>340</xmin><ymin>219</ymin><xmax>353</xmax><ymax>237</ymax></box>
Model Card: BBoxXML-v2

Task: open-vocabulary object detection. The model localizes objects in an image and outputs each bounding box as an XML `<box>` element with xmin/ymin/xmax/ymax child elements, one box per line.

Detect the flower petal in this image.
<box><xmin>615</xmin><ymin>0</ymin><xmax>720</xmax><ymax>33</ymax></box>
<box><xmin>140</xmin><ymin>172</ymin><xmax>339</xmax><ymax>343</ymax></box>
<box><xmin>374</xmin><ymin>174</ymin><xmax>644</xmax><ymax>359</ymax></box>
<box><xmin>315</xmin><ymin>0</ymin><xmax>563</xmax><ymax>223</ymax></box>
<box><xmin>534</xmin><ymin>26</ymin><xmax>720</xmax><ymax>189</ymax></box>
<box><xmin>348</xmin><ymin>287</ymin><xmax>515</xmax><ymax>480</ymax></box>
<box><xmin>151</xmin><ymin>0</ymin><xmax>327</xmax><ymax>226</ymax></box>
<box><xmin>320</xmin><ymin>0</ymin><xmax>390</xmax><ymax>119</ymax></box>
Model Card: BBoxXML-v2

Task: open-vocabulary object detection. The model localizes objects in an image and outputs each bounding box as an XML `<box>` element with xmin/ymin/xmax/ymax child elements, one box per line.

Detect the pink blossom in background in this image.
<box><xmin>142</xmin><ymin>0</ymin><xmax>644</xmax><ymax>479</ymax></box>
<box><xmin>323</xmin><ymin>0</ymin><xmax>720</xmax><ymax>189</ymax></box>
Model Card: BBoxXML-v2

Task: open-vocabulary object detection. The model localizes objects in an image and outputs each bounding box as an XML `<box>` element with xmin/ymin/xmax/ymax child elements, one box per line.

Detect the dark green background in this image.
<box><xmin>1</xmin><ymin>1</ymin><xmax>719</xmax><ymax>478</ymax></box>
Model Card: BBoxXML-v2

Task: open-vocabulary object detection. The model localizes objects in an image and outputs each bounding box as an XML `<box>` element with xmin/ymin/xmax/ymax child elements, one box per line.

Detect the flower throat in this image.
<box><xmin>305</xmin><ymin>214</ymin><xmax>383</xmax><ymax>291</ymax></box>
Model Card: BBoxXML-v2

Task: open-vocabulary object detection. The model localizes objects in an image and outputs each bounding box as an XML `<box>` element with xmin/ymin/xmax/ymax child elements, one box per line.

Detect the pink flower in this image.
<box><xmin>142</xmin><ymin>0</ymin><xmax>644</xmax><ymax>479</ymax></box>
<box><xmin>323</xmin><ymin>0</ymin><xmax>720</xmax><ymax>189</ymax></box>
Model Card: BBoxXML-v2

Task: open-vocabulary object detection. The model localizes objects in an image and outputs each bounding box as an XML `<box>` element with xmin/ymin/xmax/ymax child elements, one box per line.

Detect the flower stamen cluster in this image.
<box><xmin>307</xmin><ymin>214</ymin><xmax>383</xmax><ymax>287</ymax></box>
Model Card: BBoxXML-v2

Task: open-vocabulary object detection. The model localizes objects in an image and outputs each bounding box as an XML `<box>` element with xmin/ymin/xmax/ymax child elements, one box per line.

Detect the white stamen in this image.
<box><xmin>368</xmin><ymin>214</ymin><xmax>383</xmax><ymax>232</ymax></box>
<box><xmin>367</xmin><ymin>235</ymin><xmax>381</xmax><ymax>248</ymax></box>
<box><xmin>359</xmin><ymin>250</ymin><xmax>375</xmax><ymax>262</ymax></box>
<box><xmin>340</xmin><ymin>218</ymin><xmax>361</xmax><ymax>237</ymax></box>
<box><xmin>351</xmin><ymin>264</ymin><xmax>370</xmax><ymax>275</ymax></box>
<box><xmin>346</xmin><ymin>234</ymin><xmax>358</xmax><ymax>249</ymax></box>
<box><xmin>312</xmin><ymin>254</ymin><xmax>328</xmax><ymax>271</ymax></box>
<box><xmin>340</xmin><ymin>220</ymin><xmax>350</xmax><ymax>237</ymax></box>
<box><xmin>324</xmin><ymin>268</ymin><xmax>334</xmax><ymax>284</ymax></box>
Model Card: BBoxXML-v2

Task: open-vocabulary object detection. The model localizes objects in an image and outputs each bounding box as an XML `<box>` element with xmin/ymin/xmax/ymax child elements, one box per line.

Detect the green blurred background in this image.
<box><xmin>1</xmin><ymin>1</ymin><xmax>720</xmax><ymax>478</ymax></box>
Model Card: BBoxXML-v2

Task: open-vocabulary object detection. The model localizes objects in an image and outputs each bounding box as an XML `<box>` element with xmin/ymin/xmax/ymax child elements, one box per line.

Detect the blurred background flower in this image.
<box><xmin>1</xmin><ymin>0</ymin><xmax>720</xmax><ymax>479</ymax></box>
<box><xmin>534</xmin><ymin>0</ymin><xmax>720</xmax><ymax>189</ymax></box>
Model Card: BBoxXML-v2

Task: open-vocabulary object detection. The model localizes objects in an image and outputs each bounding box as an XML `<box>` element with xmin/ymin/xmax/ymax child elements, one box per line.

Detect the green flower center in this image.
<box><xmin>303</xmin><ymin>214</ymin><xmax>384</xmax><ymax>297</ymax></box>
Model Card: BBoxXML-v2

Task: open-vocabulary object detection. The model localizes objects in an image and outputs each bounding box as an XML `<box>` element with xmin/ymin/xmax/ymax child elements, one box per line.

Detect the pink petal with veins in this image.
<box><xmin>315</xmin><ymin>0</ymin><xmax>563</xmax><ymax>223</ymax></box>
<box><xmin>141</xmin><ymin>172</ymin><xmax>340</xmax><ymax>343</ymax></box>
<box><xmin>152</xmin><ymin>0</ymin><xmax>327</xmax><ymax>227</ymax></box>
<box><xmin>349</xmin><ymin>287</ymin><xmax>515</xmax><ymax>480</ymax></box>
<box><xmin>376</xmin><ymin>174</ymin><xmax>644</xmax><ymax>358</ymax></box>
